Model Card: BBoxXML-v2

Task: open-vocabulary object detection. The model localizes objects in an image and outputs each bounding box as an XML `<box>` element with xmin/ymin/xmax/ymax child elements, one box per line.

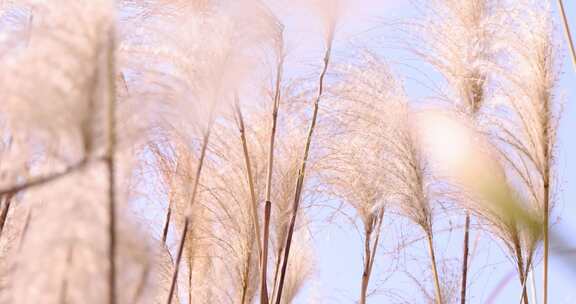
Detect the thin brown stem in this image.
<box><xmin>166</xmin><ymin>219</ymin><xmax>189</xmax><ymax>304</ymax></box>
<box><xmin>360</xmin><ymin>209</ymin><xmax>384</xmax><ymax>304</ymax></box>
<box><xmin>557</xmin><ymin>0</ymin><xmax>576</xmax><ymax>70</ymax></box>
<box><xmin>460</xmin><ymin>212</ymin><xmax>471</xmax><ymax>304</ymax></box>
<box><xmin>360</xmin><ymin>228</ymin><xmax>372</xmax><ymax>304</ymax></box>
<box><xmin>274</xmin><ymin>171</ymin><xmax>303</xmax><ymax>304</ymax></box>
<box><xmin>165</xmin><ymin>93</ymin><xmax>217</xmax><ymax>304</ymax></box>
<box><xmin>270</xmin><ymin>245</ymin><xmax>283</xmax><ymax>303</ymax></box>
<box><xmin>161</xmin><ymin>207</ymin><xmax>172</xmax><ymax>245</ymax></box>
<box><xmin>234</xmin><ymin>95</ymin><xmax>261</xmax><ymax>260</ymax></box>
<box><xmin>260</xmin><ymin>201</ymin><xmax>271</xmax><ymax>304</ymax></box>
<box><xmin>426</xmin><ymin>231</ymin><xmax>443</xmax><ymax>304</ymax></box>
<box><xmin>0</xmin><ymin>194</ymin><xmax>14</xmax><ymax>239</ymax></box>
<box><xmin>18</xmin><ymin>209</ymin><xmax>32</xmax><ymax>251</ymax></box>
<box><xmin>543</xmin><ymin>179</ymin><xmax>550</xmax><ymax>304</ymax></box>
<box><xmin>105</xmin><ymin>28</ymin><xmax>118</xmax><ymax>304</ymax></box>
<box><xmin>261</xmin><ymin>33</ymin><xmax>284</xmax><ymax>304</ymax></box>
<box><xmin>0</xmin><ymin>158</ymin><xmax>91</xmax><ymax>197</ymax></box>
<box><xmin>512</xmin><ymin>234</ymin><xmax>529</xmax><ymax>304</ymax></box>
<box><xmin>274</xmin><ymin>29</ymin><xmax>334</xmax><ymax>304</ymax></box>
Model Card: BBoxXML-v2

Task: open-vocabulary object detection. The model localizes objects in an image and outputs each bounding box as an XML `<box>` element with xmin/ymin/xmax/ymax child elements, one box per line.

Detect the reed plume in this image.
<box><xmin>494</xmin><ymin>2</ymin><xmax>558</xmax><ymax>302</ymax></box>
<box><xmin>322</xmin><ymin>54</ymin><xmax>397</xmax><ymax>304</ymax></box>
<box><xmin>416</xmin><ymin>1</ymin><xmax>504</xmax><ymax>301</ymax></box>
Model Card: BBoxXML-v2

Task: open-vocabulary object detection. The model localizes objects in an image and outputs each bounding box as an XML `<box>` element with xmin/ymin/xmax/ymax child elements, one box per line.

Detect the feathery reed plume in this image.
<box><xmin>165</xmin><ymin>98</ymin><xmax>216</xmax><ymax>304</ymax></box>
<box><xmin>416</xmin><ymin>1</ymin><xmax>504</xmax><ymax>301</ymax></box>
<box><xmin>0</xmin><ymin>0</ymin><xmax>112</xmax><ymax>198</ymax></box>
<box><xmin>199</xmin><ymin>120</ymin><xmax>265</xmax><ymax>304</ymax></box>
<box><xmin>354</xmin><ymin>73</ymin><xmax>444</xmax><ymax>303</ymax></box>
<box><xmin>495</xmin><ymin>2</ymin><xmax>558</xmax><ymax>303</ymax></box>
<box><xmin>421</xmin><ymin>112</ymin><xmax>542</xmax><ymax>304</ymax></box>
<box><xmin>393</xmin><ymin>104</ymin><xmax>443</xmax><ymax>304</ymax></box>
<box><xmin>147</xmin><ymin>128</ymin><xmax>205</xmax><ymax>304</ymax></box>
<box><xmin>0</xmin><ymin>2</ymin><xmax>157</xmax><ymax>303</ymax></box>
<box><xmin>129</xmin><ymin>2</ymin><xmax>282</xmax><ymax>302</ymax></box>
<box><xmin>275</xmin><ymin>2</ymin><xmax>338</xmax><ymax>302</ymax></box>
<box><xmin>323</xmin><ymin>54</ymin><xmax>397</xmax><ymax>303</ymax></box>
<box><xmin>556</xmin><ymin>0</ymin><xmax>576</xmax><ymax>69</ymax></box>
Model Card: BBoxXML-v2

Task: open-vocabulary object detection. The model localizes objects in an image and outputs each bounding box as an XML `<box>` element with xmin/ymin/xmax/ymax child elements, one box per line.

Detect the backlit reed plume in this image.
<box><xmin>494</xmin><ymin>2</ymin><xmax>558</xmax><ymax>303</ymax></box>
<box><xmin>118</xmin><ymin>1</ymin><xmax>281</xmax><ymax>303</ymax></box>
<box><xmin>356</xmin><ymin>66</ymin><xmax>444</xmax><ymax>304</ymax></box>
<box><xmin>322</xmin><ymin>55</ymin><xmax>396</xmax><ymax>304</ymax></box>
<box><xmin>421</xmin><ymin>111</ymin><xmax>545</xmax><ymax>304</ymax></box>
<box><xmin>148</xmin><ymin>128</ymin><xmax>208</xmax><ymax>304</ymax></box>
<box><xmin>416</xmin><ymin>1</ymin><xmax>503</xmax><ymax>301</ymax></box>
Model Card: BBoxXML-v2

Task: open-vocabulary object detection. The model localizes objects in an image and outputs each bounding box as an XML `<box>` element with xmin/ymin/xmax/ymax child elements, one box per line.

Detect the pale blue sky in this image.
<box><xmin>281</xmin><ymin>1</ymin><xmax>576</xmax><ymax>303</ymax></box>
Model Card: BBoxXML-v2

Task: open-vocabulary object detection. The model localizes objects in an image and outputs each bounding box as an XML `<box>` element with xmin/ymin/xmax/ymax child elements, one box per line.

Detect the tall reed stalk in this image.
<box><xmin>274</xmin><ymin>24</ymin><xmax>334</xmax><ymax>304</ymax></box>
<box><xmin>233</xmin><ymin>94</ymin><xmax>262</xmax><ymax>304</ymax></box>
<box><xmin>105</xmin><ymin>27</ymin><xmax>118</xmax><ymax>304</ymax></box>
<box><xmin>556</xmin><ymin>0</ymin><xmax>576</xmax><ymax>70</ymax></box>
<box><xmin>234</xmin><ymin>94</ymin><xmax>261</xmax><ymax>260</ymax></box>
<box><xmin>360</xmin><ymin>209</ymin><xmax>384</xmax><ymax>304</ymax></box>
<box><xmin>262</xmin><ymin>30</ymin><xmax>284</xmax><ymax>304</ymax></box>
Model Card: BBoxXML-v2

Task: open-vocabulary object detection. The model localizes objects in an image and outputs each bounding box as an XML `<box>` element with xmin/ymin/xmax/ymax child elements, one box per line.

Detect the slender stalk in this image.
<box><xmin>18</xmin><ymin>209</ymin><xmax>32</xmax><ymax>251</ymax></box>
<box><xmin>274</xmin><ymin>29</ymin><xmax>334</xmax><ymax>304</ymax></box>
<box><xmin>234</xmin><ymin>95</ymin><xmax>259</xmax><ymax>304</ymax></box>
<box><xmin>270</xmin><ymin>245</ymin><xmax>283</xmax><ymax>302</ymax></box>
<box><xmin>542</xmin><ymin>179</ymin><xmax>549</xmax><ymax>304</ymax></box>
<box><xmin>529</xmin><ymin>265</ymin><xmax>538</xmax><ymax>304</ymax></box>
<box><xmin>368</xmin><ymin>209</ymin><xmax>384</xmax><ymax>277</ymax></box>
<box><xmin>360</xmin><ymin>209</ymin><xmax>384</xmax><ymax>304</ymax></box>
<box><xmin>161</xmin><ymin>207</ymin><xmax>171</xmax><ymax>245</ymax></box>
<box><xmin>360</xmin><ymin>229</ymin><xmax>373</xmax><ymax>304</ymax></box>
<box><xmin>166</xmin><ymin>219</ymin><xmax>189</xmax><ymax>304</ymax></box>
<box><xmin>274</xmin><ymin>170</ymin><xmax>303</xmax><ymax>304</ymax></box>
<box><xmin>166</xmin><ymin>110</ymin><xmax>216</xmax><ymax>304</ymax></box>
<box><xmin>260</xmin><ymin>201</ymin><xmax>271</xmax><ymax>304</ymax></box>
<box><xmin>512</xmin><ymin>234</ymin><xmax>529</xmax><ymax>304</ymax></box>
<box><xmin>541</xmin><ymin>70</ymin><xmax>552</xmax><ymax>304</ymax></box>
<box><xmin>0</xmin><ymin>158</ymin><xmax>91</xmax><ymax>196</ymax></box>
<box><xmin>425</xmin><ymin>231</ymin><xmax>443</xmax><ymax>304</ymax></box>
<box><xmin>261</xmin><ymin>32</ymin><xmax>284</xmax><ymax>304</ymax></box>
<box><xmin>557</xmin><ymin>0</ymin><xmax>576</xmax><ymax>70</ymax></box>
<box><xmin>0</xmin><ymin>194</ymin><xmax>14</xmax><ymax>238</ymax></box>
<box><xmin>162</xmin><ymin>160</ymin><xmax>182</xmax><ymax>245</ymax></box>
<box><xmin>234</xmin><ymin>95</ymin><xmax>261</xmax><ymax>259</ymax></box>
<box><xmin>460</xmin><ymin>212</ymin><xmax>471</xmax><ymax>304</ymax></box>
<box><xmin>105</xmin><ymin>28</ymin><xmax>118</xmax><ymax>304</ymax></box>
